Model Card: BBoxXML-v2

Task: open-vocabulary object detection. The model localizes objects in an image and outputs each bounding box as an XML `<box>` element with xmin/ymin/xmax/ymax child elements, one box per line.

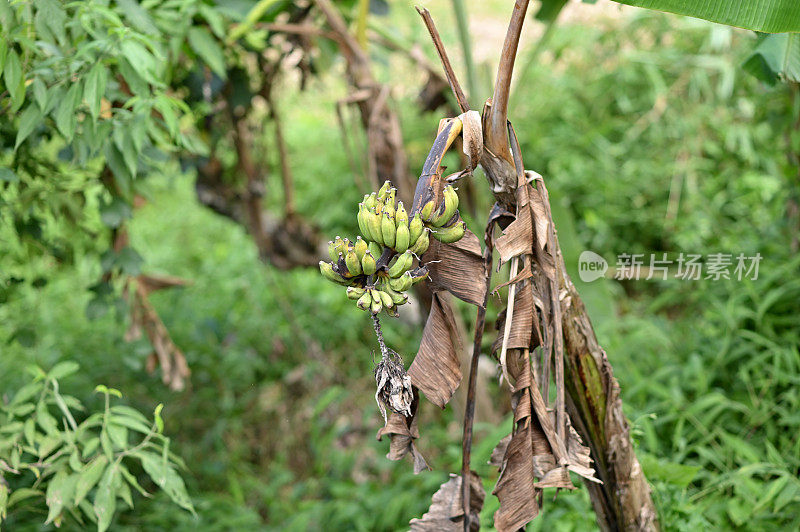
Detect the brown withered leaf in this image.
<box><xmin>376</xmin><ymin>392</ymin><xmax>430</xmax><ymax>474</ymax></box>
<box><xmin>519</xmin><ymin>176</ymin><xmax>550</xmax><ymax>253</ymax></box>
<box><xmin>494</xmin><ymin>202</ymin><xmax>532</xmax><ymax>265</ymax></box>
<box><xmin>421</xmin><ymin>229</ymin><xmax>485</xmax><ymax>306</ymax></box>
<box><xmin>408</xmin><ymin>293</ymin><xmax>463</xmax><ymax>408</ymax></box>
<box><xmin>492</xmin><ymin>423</ymin><xmax>540</xmax><ymax>531</ymax></box>
<box><xmin>410</xmin><ymin>471</ymin><xmax>485</xmax><ymax>531</ymax></box>
<box><xmin>127</xmin><ymin>277</ymin><xmax>190</xmax><ymax>391</ymax></box>
<box><xmin>491</xmin><ymin>281</ymin><xmax>538</xmax><ymax>355</ymax></box>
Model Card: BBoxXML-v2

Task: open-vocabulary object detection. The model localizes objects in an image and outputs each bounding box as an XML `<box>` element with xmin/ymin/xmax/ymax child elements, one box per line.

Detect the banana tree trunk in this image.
<box><xmin>557</xmin><ymin>250</ymin><xmax>658</xmax><ymax>530</ymax></box>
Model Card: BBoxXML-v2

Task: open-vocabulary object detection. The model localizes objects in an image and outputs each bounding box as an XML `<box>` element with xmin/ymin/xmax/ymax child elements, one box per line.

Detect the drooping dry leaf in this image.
<box><xmin>410</xmin><ymin>471</ymin><xmax>485</xmax><ymax>531</ymax></box>
<box><xmin>491</xmin><ymin>281</ymin><xmax>538</xmax><ymax>355</ymax></box>
<box><xmin>408</xmin><ymin>293</ymin><xmax>463</xmax><ymax>408</ymax></box>
<box><xmin>492</xmin><ymin>423</ymin><xmax>540</xmax><ymax>531</ymax></box>
<box><xmin>494</xmin><ymin>202</ymin><xmax>533</xmax><ymax>265</ymax></box>
<box><xmin>421</xmin><ymin>229</ymin><xmax>485</xmax><ymax>306</ymax></box>
<box><xmin>376</xmin><ymin>393</ymin><xmax>430</xmax><ymax>474</ymax></box>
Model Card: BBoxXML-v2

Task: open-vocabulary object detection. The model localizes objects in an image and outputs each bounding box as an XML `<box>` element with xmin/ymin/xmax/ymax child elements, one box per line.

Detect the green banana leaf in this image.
<box><xmin>743</xmin><ymin>33</ymin><xmax>800</xmax><ymax>83</ymax></box>
<box><xmin>610</xmin><ymin>0</ymin><xmax>800</xmax><ymax>33</ymax></box>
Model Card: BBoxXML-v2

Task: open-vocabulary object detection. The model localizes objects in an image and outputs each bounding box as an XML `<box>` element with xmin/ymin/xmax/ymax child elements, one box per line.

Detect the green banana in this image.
<box><xmin>377</xmin><ymin>289</ymin><xmax>394</xmax><ymax>309</ymax></box>
<box><xmin>395</xmin><ymin>201</ymin><xmax>408</xmax><ymax>227</ymax></box>
<box><xmin>361</xmin><ymin>250</ymin><xmax>377</xmax><ymax>275</ymax></box>
<box><xmin>320</xmin><ymin>261</ymin><xmax>348</xmax><ymax>285</ymax></box>
<box><xmin>366</xmin><ymin>208</ymin><xmax>383</xmax><ymax>246</ymax></box>
<box><xmin>381</xmin><ymin>211</ymin><xmax>396</xmax><ymax>249</ymax></box>
<box><xmin>394</xmin><ymin>223</ymin><xmax>410</xmax><ymax>253</ymax></box>
<box><xmin>388</xmin><ymin>250</ymin><xmax>413</xmax><ymax>278</ymax></box>
<box><xmin>368</xmin><ymin>241</ymin><xmax>383</xmax><ymax>258</ymax></box>
<box><xmin>345</xmin><ymin>247</ymin><xmax>362</xmax><ymax>276</ymax></box>
<box><xmin>382</xmin><ymin>283</ymin><xmax>409</xmax><ymax>304</ymax></box>
<box><xmin>377</xmin><ymin>181</ymin><xmax>391</xmax><ymax>201</ymax></box>
<box><xmin>409</xmin><ymin>212</ymin><xmax>423</xmax><ymax>245</ymax></box>
<box><xmin>369</xmin><ymin>289</ymin><xmax>383</xmax><ymax>314</ymax></box>
<box><xmin>357</xmin><ymin>291</ymin><xmax>371</xmax><ymax>311</ymax></box>
<box><xmin>354</xmin><ymin>236</ymin><xmax>368</xmax><ymax>261</ymax></box>
<box><xmin>431</xmin><ymin>185</ymin><xmax>459</xmax><ymax>227</ymax></box>
<box><xmin>419</xmin><ymin>199</ymin><xmax>436</xmax><ymax>221</ymax></box>
<box><xmin>410</xmin><ymin>267</ymin><xmax>429</xmax><ymax>284</ymax></box>
<box><xmin>408</xmin><ymin>227</ymin><xmax>430</xmax><ymax>255</ymax></box>
<box><xmin>347</xmin><ymin>286</ymin><xmax>366</xmax><ymax>300</ymax></box>
<box><xmin>431</xmin><ymin>219</ymin><xmax>466</xmax><ymax>243</ymax></box>
<box><xmin>328</xmin><ymin>236</ymin><xmax>346</xmax><ymax>261</ymax></box>
<box><xmin>386</xmin><ymin>188</ymin><xmax>396</xmax><ymax>210</ymax></box>
<box><xmin>383</xmin><ymin>306</ymin><xmax>399</xmax><ymax>318</ymax></box>
<box><xmin>389</xmin><ymin>271</ymin><xmax>413</xmax><ymax>292</ymax></box>
<box><xmin>364</xmin><ymin>192</ymin><xmax>377</xmax><ymax>211</ymax></box>
<box><xmin>357</xmin><ymin>204</ymin><xmax>373</xmax><ymax>242</ymax></box>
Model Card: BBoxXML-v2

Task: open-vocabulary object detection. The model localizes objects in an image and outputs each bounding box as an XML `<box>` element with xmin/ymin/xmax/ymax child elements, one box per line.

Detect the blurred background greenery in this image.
<box><xmin>2</xmin><ymin>0</ymin><xmax>799</xmax><ymax>530</ymax></box>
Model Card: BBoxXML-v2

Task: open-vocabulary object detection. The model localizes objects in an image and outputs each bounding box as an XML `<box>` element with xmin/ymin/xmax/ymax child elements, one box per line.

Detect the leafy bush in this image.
<box><xmin>0</xmin><ymin>363</ymin><xmax>192</xmax><ymax>530</ymax></box>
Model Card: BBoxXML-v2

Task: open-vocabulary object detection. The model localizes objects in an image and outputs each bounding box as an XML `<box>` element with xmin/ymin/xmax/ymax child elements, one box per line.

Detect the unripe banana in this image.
<box><xmin>383</xmin><ymin>306</ymin><xmax>399</xmax><ymax>318</ymax></box>
<box><xmin>410</xmin><ymin>267</ymin><xmax>429</xmax><ymax>284</ymax></box>
<box><xmin>419</xmin><ymin>199</ymin><xmax>436</xmax><ymax>221</ymax></box>
<box><xmin>381</xmin><ymin>211</ymin><xmax>396</xmax><ymax>249</ymax></box>
<box><xmin>431</xmin><ymin>219</ymin><xmax>466</xmax><ymax>243</ymax></box>
<box><xmin>345</xmin><ymin>247</ymin><xmax>362</xmax><ymax>276</ymax></box>
<box><xmin>364</xmin><ymin>192</ymin><xmax>377</xmax><ymax>211</ymax></box>
<box><xmin>370</xmin><ymin>289</ymin><xmax>383</xmax><ymax>314</ymax></box>
<box><xmin>408</xmin><ymin>227</ymin><xmax>430</xmax><ymax>255</ymax></box>
<box><xmin>357</xmin><ymin>291</ymin><xmax>371</xmax><ymax>311</ymax></box>
<box><xmin>386</xmin><ymin>188</ymin><xmax>397</xmax><ymax>210</ymax></box>
<box><xmin>409</xmin><ymin>212</ymin><xmax>423</xmax><ymax>245</ymax></box>
<box><xmin>347</xmin><ymin>286</ymin><xmax>366</xmax><ymax>300</ymax></box>
<box><xmin>361</xmin><ymin>250</ymin><xmax>377</xmax><ymax>275</ymax></box>
<box><xmin>389</xmin><ymin>271</ymin><xmax>413</xmax><ymax>292</ymax></box>
<box><xmin>377</xmin><ymin>290</ymin><xmax>394</xmax><ymax>309</ymax></box>
<box><xmin>388</xmin><ymin>250</ymin><xmax>413</xmax><ymax>278</ymax></box>
<box><xmin>383</xmin><ymin>193</ymin><xmax>395</xmax><ymax>220</ymax></box>
<box><xmin>328</xmin><ymin>236</ymin><xmax>346</xmax><ymax>261</ymax></box>
<box><xmin>320</xmin><ymin>261</ymin><xmax>348</xmax><ymax>285</ymax></box>
<box><xmin>394</xmin><ymin>223</ymin><xmax>410</xmax><ymax>253</ymax></box>
<box><xmin>366</xmin><ymin>209</ymin><xmax>383</xmax><ymax>246</ymax></box>
<box><xmin>382</xmin><ymin>284</ymin><xmax>409</xmax><ymax>304</ymax></box>
<box><xmin>377</xmin><ymin>181</ymin><xmax>391</xmax><ymax>201</ymax></box>
<box><xmin>354</xmin><ymin>236</ymin><xmax>368</xmax><ymax>261</ymax></box>
<box><xmin>395</xmin><ymin>201</ymin><xmax>408</xmax><ymax>228</ymax></box>
<box><xmin>357</xmin><ymin>204</ymin><xmax>373</xmax><ymax>242</ymax></box>
<box><xmin>431</xmin><ymin>185</ymin><xmax>459</xmax><ymax>227</ymax></box>
<box><xmin>368</xmin><ymin>242</ymin><xmax>382</xmax><ymax>258</ymax></box>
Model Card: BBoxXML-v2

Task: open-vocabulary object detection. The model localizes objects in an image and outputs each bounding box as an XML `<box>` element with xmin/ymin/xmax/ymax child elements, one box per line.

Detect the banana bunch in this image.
<box><xmin>319</xmin><ymin>180</ymin><xmax>465</xmax><ymax>317</ymax></box>
<box><xmin>417</xmin><ymin>183</ymin><xmax>466</xmax><ymax>244</ymax></box>
<box><xmin>357</xmin><ymin>181</ymin><xmax>430</xmax><ymax>256</ymax></box>
<box><xmin>319</xmin><ymin>232</ymin><xmax>428</xmax><ymax>317</ymax></box>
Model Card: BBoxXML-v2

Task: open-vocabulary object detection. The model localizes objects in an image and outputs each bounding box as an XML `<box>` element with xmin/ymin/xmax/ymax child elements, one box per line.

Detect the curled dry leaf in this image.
<box><xmin>421</xmin><ymin>229</ymin><xmax>485</xmax><ymax>306</ymax></box>
<box><xmin>491</xmin><ymin>278</ymin><xmax>538</xmax><ymax>356</ymax></box>
<box><xmin>376</xmin><ymin>391</ymin><xmax>430</xmax><ymax>474</ymax></box>
<box><xmin>459</xmin><ymin>110</ymin><xmax>483</xmax><ymax>174</ymax></box>
<box><xmin>407</xmin><ymin>293</ymin><xmax>463</xmax><ymax>408</ymax></box>
<box><xmin>409</xmin><ymin>471</ymin><xmax>485</xmax><ymax>531</ymax></box>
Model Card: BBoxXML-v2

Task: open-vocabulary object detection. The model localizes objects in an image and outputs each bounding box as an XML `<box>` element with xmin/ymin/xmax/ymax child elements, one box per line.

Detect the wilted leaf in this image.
<box><xmin>492</xmin><ymin>279</ymin><xmax>537</xmax><ymax>354</ymax></box>
<box><xmin>376</xmin><ymin>395</ymin><xmax>430</xmax><ymax>474</ymax></box>
<box><xmin>421</xmin><ymin>229</ymin><xmax>485</xmax><ymax>306</ymax></box>
<box><xmin>408</xmin><ymin>293</ymin><xmax>463</xmax><ymax>408</ymax></box>
<box><xmin>410</xmin><ymin>471</ymin><xmax>485</xmax><ymax>531</ymax></box>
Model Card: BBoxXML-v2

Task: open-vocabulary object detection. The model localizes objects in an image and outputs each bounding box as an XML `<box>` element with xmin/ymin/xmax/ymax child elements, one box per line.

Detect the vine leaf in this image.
<box><xmin>409</xmin><ymin>471</ymin><xmax>485</xmax><ymax>531</ymax></box>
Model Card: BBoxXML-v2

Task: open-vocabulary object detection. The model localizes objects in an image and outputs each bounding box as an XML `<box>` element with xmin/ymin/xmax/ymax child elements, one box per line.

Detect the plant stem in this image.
<box><xmin>372</xmin><ymin>313</ymin><xmax>389</xmax><ymax>359</ymax></box>
<box><xmin>460</xmin><ymin>223</ymin><xmax>494</xmax><ymax>531</ymax></box>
